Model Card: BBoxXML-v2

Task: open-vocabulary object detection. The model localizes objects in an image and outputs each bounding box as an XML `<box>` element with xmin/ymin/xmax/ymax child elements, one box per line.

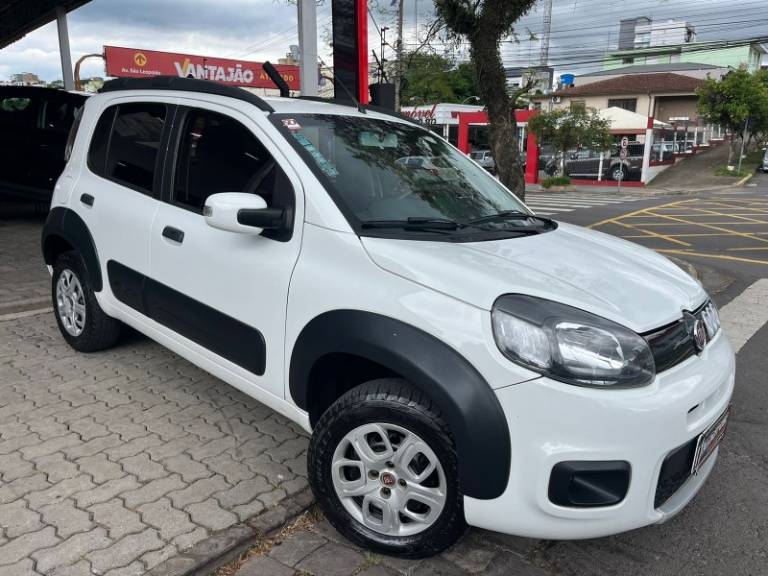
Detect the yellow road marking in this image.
<box><xmin>681</xmin><ymin>205</ymin><xmax>768</xmax><ymax>225</ymax></box>
<box><xmin>587</xmin><ymin>199</ymin><xmax>690</xmax><ymax>230</ymax></box>
<box><xmin>611</xmin><ymin>220</ymin><xmax>691</xmax><ymax>247</ymax></box>
<box><xmin>621</xmin><ymin>222</ymin><xmax>768</xmax><ymax>226</ymax></box>
<box><xmin>727</xmin><ymin>246</ymin><xmax>768</xmax><ymax>251</ymax></box>
<box><xmin>657</xmin><ymin>249</ymin><xmax>768</xmax><ymax>266</ymax></box>
<box><xmin>620</xmin><ymin>232</ymin><xmax>768</xmax><ymax>239</ymax></box>
<box><xmin>641</xmin><ymin>211</ymin><xmax>768</xmax><ymax>244</ymax></box>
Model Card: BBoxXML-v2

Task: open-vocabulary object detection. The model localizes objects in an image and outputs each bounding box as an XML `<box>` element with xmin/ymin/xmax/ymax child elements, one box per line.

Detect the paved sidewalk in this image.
<box><xmin>227</xmin><ymin>510</ymin><xmax>546</xmax><ymax>576</ymax></box>
<box><xmin>0</xmin><ymin>311</ymin><xmax>311</xmax><ymax>575</ymax></box>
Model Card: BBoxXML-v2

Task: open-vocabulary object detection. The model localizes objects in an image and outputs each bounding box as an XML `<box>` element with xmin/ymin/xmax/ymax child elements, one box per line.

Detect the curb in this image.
<box><xmin>736</xmin><ymin>172</ymin><xmax>755</xmax><ymax>187</ymax></box>
<box><xmin>146</xmin><ymin>487</ymin><xmax>315</xmax><ymax>576</ymax></box>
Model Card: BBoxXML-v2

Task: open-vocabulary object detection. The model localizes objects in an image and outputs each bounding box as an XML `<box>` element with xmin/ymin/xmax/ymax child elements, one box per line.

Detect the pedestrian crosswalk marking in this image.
<box><xmin>524</xmin><ymin>193</ymin><xmax>644</xmax><ymax>216</ymax></box>
<box><xmin>718</xmin><ymin>279</ymin><xmax>768</xmax><ymax>354</ymax></box>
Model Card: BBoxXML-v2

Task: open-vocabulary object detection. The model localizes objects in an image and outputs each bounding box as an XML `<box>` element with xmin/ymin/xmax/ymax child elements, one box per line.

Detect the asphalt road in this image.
<box><xmin>513</xmin><ymin>173</ymin><xmax>768</xmax><ymax>576</ymax></box>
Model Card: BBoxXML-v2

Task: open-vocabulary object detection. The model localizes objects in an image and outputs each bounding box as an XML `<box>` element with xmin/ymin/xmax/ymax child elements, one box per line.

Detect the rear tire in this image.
<box><xmin>52</xmin><ymin>252</ymin><xmax>121</xmax><ymax>352</ymax></box>
<box><xmin>308</xmin><ymin>379</ymin><xmax>466</xmax><ymax>558</ymax></box>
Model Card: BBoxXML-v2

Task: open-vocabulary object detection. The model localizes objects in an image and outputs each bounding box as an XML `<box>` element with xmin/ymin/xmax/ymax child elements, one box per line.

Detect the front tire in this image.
<box><xmin>308</xmin><ymin>379</ymin><xmax>466</xmax><ymax>558</ymax></box>
<box><xmin>52</xmin><ymin>252</ymin><xmax>121</xmax><ymax>352</ymax></box>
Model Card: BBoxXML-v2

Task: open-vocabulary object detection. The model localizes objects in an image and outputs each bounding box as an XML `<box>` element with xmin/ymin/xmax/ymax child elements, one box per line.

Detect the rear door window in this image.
<box><xmin>88</xmin><ymin>103</ymin><xmax>167</xmax><ymax>195</ymax></box>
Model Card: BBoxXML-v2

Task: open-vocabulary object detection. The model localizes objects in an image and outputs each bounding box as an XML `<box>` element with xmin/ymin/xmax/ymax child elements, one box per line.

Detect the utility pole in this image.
<box><xmin>539</xmin><ymin>0</ymin><xmax>553</xmax><ymax>67</ymax></box>
<box><xmin>737</xmin><ymin>116</ymin><xmax>749</xmax><ymax>175</ymax></box>
<box><xmin>297</xmin><ymin>0</ymin><xmax>318</xmax><ymax>97</ymax></box>
<box><xmin>380</xmin><ymin>26</ymin><xmax>389</xmax><ymax>83</ymax></box>
<box><xmin>394</xmin><ymin>0</ymin><xmax>404</xmax><ymax>110</ymax></box>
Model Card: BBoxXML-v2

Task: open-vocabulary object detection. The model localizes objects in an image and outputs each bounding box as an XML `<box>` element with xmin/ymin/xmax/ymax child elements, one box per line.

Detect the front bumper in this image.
<box><xmin>464</xmin><ymin>330</ymin><xmax>735</xmax><ymax>540</ymax></box>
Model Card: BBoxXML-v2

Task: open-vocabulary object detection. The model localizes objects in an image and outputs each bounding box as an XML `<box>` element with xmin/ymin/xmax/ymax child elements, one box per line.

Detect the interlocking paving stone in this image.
<box><xmin>269</xmin><ymin>530</ymin><xmax>327</xmax><ymax>566</ymax></box>
<box><xmin>38</xmin><ymin>499</ymin><xmax>94</xmax><ymax>539</ymax></box>
<box><xmin>87</xmin><ymin>529</ymin><xmax>163</xmax><ymax>574</ymax></box>
<box><xmin>137</xmin><ymin>498</ymin><xmax>196</xmax><ymax>541</ymax></box>
<box><xmin>89</xmin><ymin>501</ymin><xmax>145</xmax><ymax>539</ymax></box>
<box><xmin>295</xmin><ymin>542</ymin><xmax>366</xmax><ymax>576</ymax></box>
<box><xmin>32</xmin><ymin>527</ymin><xmax>112</xmax><ymax>574</ymax></box>
<box><xmin>0</xmin><ymin>500</ymin><xmax>43</xmax><ymax>539</ymax></box>
<box><xmin>239</xmin><ymin>555</ymin><xmax>296</xmax><ymax>576</ymax></box>
<box><xmin>186</xmin><ymin>499</ymin><xmax>239</xmax><ymax>532</ymax></box>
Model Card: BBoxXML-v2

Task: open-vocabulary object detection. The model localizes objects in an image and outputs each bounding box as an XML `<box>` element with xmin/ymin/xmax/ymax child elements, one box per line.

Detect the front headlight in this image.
<box><xmin>492</xmin><ymin>294</ymin><xmax>655</xmax><ymax>388</ymax></box>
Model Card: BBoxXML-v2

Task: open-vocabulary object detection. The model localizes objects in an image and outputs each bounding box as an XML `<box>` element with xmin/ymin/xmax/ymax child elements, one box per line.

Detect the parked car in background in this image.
<box><xmin>0</xmin><ymin>86</ymin><xmax>86</xmax><ymax>204</ymax></box>
<box><xmin>546</xmin><ymin>143</ymin><xmax>644</xmax><ymax>181</ymax></box>
<box><xmin>470</xmin><ymin>149</ymin><xmax>496</xmax><ymax>173</ymax></box>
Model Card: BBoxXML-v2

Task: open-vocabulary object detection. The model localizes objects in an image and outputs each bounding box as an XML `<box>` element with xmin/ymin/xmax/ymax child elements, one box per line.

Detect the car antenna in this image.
<box><xmin>262</xmin><ymin>61</ymin><xmax>290</xmax><ymax>98</ymax></box>
<box><xmin>317</xmin><ymin>55</ymin><xmax>365</xmax><ymax>114</ymax></box>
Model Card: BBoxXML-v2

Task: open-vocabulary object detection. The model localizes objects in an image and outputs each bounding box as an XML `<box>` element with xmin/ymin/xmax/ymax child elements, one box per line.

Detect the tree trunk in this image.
<box><xmin>470</xmin><ymin>29</ymin><xmax>525</xmax><ymax>200</ymax></box>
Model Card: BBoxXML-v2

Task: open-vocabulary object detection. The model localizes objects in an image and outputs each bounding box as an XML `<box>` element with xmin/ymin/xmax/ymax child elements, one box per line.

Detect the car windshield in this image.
<box><xmin>273</xmin><ymin>114</ymin><xmax>533</xmax><ymax>233</ymax></box>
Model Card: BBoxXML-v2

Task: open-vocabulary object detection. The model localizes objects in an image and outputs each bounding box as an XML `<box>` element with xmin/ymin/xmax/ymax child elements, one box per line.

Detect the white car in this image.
<box><xmin>43</xmin><ymin>77</ymin><xmax>734</xmax><ymax>558</ymax></box>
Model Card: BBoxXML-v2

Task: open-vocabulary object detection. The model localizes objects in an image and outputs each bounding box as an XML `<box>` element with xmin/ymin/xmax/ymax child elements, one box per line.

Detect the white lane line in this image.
<box><xmin>525</xmin><ymin>199</ymin><xmax>594</xmax><ymax>206</ymax></box>
<box><xmin>528</xmin><ymin>204</ymin><xmax>573</xmax><ymax>212</ymax></box>
<box><xmin>719</xmin><ymin>279</ymin><xmax>768</xmax><ymax>354</ymax></box>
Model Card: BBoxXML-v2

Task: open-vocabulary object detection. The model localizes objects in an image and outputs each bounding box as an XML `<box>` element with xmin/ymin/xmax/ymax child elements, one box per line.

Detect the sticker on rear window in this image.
<box><xmin>290</xmin><ymin>133</ymin><xmax>339</xmax><ymax>178</ymax></box>
<box><xmin>282</xmin><ymin>118</ymin><xmax>302</xmax><ymax>131</ymax></box>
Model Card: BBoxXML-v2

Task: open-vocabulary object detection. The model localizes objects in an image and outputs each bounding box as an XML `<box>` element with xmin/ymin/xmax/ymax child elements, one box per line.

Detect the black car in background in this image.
<box><xmin>0</xmin><ymin>86</ymin><xmax>86</xmax><ymax>204</ymax></box>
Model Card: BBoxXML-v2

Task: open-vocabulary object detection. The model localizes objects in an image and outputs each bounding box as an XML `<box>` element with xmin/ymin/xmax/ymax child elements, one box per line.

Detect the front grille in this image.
<box><xmin>644</xmin><ymin>301</ymin><xmax>709</xmax><ymax>373</ymax></box>
<box><xmin>654</xmin><ymin>437</ymin><xmax>697</xmax><ymax>508</ymax></box>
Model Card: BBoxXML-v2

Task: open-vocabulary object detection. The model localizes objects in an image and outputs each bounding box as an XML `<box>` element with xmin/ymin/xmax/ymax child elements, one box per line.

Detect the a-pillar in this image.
<box><xmin>56</xmin><ymin>6</ymin><xmax>75</xmax><ymax>91</ymax></box>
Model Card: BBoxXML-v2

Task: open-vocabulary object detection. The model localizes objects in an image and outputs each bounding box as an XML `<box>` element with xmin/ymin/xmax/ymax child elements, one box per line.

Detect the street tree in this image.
<box><xmin>697</xmin><ymin>68</ymin><xmax>768</xmax><ymax>164</ymax></box>
<box><xmin>527</xmin><ymin>107</ymin><xmax>613</xmax><ymax>176</ymax></box>
<box><xmin>434</xmin><ymin>0</ymin><xmax>538</xmax><ymax>200</ymax></box>
<box><xmin>399</xmin><ymin>52</ymin><xmax>479</xmax><ymax>106</ymax></box>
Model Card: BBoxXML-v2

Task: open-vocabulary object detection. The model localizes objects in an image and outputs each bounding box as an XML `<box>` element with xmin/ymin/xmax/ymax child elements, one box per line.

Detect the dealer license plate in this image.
<box><xmin>691</xmin><ymin>407</ymin><xmax>729</xmax><ymax>475</ymax></box>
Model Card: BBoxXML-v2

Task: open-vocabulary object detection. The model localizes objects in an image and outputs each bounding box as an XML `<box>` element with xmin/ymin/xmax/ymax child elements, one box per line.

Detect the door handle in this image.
<box><xmin>80</xmin><ymin>193</ymin><xmax>95</xmax><ymax>207</ymax></box>
<box><xmin>162</xmin><ymin>226</ymin><xmax>185</xmax><ymax>244</ymax></box>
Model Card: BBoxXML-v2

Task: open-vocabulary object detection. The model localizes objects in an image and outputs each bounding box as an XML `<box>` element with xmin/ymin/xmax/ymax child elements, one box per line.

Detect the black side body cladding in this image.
<box><xmin>290</xmin><ymin>310</ymin><xmax>511</xmax><ymax>500</ymax></box>
<box><xmin>42</xmin><ymin>207</ymin><xmax>103</xmax><ymax>291</ymax></box>
<box><xmin>107</xmin><ymin>261</ymin><xmax>266</xmax><ymax>376</ymax></box>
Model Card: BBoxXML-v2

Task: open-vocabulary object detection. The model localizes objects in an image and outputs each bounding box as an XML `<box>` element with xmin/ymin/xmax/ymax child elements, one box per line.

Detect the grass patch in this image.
<box><xmin>713</xmin><ymin>149</ymin><xmax>764</xmax><ymax>177</ymax></box>
<box><xmin>541</xmin><ymin>175</ymin><xmax>572</xmax><ymax>188</ymax></box>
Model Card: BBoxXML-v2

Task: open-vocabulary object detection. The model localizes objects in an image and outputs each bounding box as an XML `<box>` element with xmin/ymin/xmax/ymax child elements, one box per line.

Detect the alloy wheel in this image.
<box><xmin>56</xmin><ymin>269</ymin><xmax>86</xmax><ymax>337</ymax></box>
<box><xmin>331</xmin><ymin>422</ymin><xmax>447</xmax><ymax>537</ymax></box>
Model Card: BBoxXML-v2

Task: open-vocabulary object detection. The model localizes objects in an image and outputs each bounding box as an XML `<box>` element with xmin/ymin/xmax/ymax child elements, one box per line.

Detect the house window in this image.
<box><xmin>622</xmin><ymin>57</ymin><xmax>635</xmax><ymax>64</ymax></box>
<box><xmin>570</xmin><ymin>100</ymin><xmax>586</xmax><ymax>111</ymax></box>
<box><xmin>608</xmin><ymin>98</ymin><xmax>637</xmax><ymax>112</ymax></box>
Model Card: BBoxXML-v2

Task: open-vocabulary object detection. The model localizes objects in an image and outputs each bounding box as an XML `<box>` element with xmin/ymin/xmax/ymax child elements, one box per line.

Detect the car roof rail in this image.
<box><xmin>99</xmin><ymin>76</ymin><xmax>275</xmax><ymax>113</ymax></box>
<box><xmin>296</xmin><ymin>96</ymin><xmax>419</xmax><ymax>125</ymax></box>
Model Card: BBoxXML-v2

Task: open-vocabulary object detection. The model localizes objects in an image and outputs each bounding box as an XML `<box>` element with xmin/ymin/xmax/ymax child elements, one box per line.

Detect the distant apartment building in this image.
<box><xmin>505</xmin><ymin>66</ymin><xmax>554</xmax><ymax>95</ymax></box>
<box><xmin>9</xmin><ymin>72</ymin><xmax>44</xmax><ymax>85</ymax></box>
<box><xmin>606</xmin><ymin>18</ymin><xmax>765</xmax><ymax>72</ymax></box>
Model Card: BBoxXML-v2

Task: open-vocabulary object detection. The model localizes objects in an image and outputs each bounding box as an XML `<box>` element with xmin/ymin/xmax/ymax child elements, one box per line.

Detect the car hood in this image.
<box><xmin>361</xmin><ymin>222</ymin><xmax>706</xmax><ymax>333</ymax></box>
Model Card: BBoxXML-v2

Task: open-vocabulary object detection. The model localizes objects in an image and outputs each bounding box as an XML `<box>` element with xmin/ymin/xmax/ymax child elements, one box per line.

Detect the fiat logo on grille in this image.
<box><xmin>684</xmin><ymin>312</ymin><xmax>708</xmax><ymax>353</ymax></box>
<box><xmin>693</xmin><ymin>319</ymin><xmax>708</xmax><ymax>352</ymax></box>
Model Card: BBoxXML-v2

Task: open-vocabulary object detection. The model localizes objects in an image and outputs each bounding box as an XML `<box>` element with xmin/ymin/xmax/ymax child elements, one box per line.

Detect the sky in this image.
<box><xmin>0</xmin><ymin>0</ymin><xmax>766</xmax><ymax>83</ymax></box>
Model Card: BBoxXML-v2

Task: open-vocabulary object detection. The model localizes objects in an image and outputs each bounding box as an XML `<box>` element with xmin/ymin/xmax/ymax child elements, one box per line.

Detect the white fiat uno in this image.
<box><xmin>43</xmin><ymin>77</ymin><xmax>734</xmax><ymax>558</ymax></box>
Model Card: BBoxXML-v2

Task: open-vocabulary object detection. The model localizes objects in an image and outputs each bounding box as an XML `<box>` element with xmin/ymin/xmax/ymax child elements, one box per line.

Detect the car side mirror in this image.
<box><xmin>204</xmin><ymin>193</ymin><xmax>284</xmax><ymax>235</ymax></box>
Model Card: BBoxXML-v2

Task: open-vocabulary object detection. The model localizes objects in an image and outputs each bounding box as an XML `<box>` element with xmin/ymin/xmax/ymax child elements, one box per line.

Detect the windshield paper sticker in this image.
<box><xmin>291</xmin><ymin>133</ymin><xmax>339</xmax><ymax>178</ymax></box>
<box><xmin>282</xmin><ymin>118</ymin><xmax>302</xmax><ymax>131</ymax></box>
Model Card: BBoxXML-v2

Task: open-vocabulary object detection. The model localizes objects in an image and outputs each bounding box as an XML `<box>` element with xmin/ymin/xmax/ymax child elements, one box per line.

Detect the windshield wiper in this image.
<box><xmin>467</xmin><ymin>210</ymin><xmax>553</xmax><ymax>226</ymax></box>
<box><xmin>361</xmin><ymin>217</ymin><xmax>460</xmax><ymax>231</ymax></box>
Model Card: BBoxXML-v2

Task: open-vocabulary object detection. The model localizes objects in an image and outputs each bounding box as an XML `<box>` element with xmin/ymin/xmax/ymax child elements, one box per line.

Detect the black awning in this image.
<box><xmin>0</xmin><ymin>0</ymin><xmax>91</xmax><ymax>49</ymax></box>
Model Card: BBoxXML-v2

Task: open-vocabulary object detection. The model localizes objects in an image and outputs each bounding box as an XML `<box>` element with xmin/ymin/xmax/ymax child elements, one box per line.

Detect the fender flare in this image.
<box><xmin>41</xmin><ymin>207</ymin><xmax>103</xmax><ymax>291</ymax></box>
<box><xmin>290</xmin><ymin>310</ymin><xmax>510</xmax><ymax>500</ymax></box>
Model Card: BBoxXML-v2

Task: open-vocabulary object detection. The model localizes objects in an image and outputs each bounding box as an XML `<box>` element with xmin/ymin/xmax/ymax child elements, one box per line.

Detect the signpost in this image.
<box><xmin>618</xmin><ymin>137</ymin><xmax>628</xmax><ymax>193</ymax></box>
<box><xmin>103</xmin><ymin>46</ymin><xmax>300</xmax><ymax>90</ymax></box>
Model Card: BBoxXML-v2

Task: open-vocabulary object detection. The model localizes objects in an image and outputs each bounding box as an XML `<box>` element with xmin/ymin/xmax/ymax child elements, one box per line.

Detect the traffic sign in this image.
<box><xmin>619</xmin><ymin>148</ymin><xmax>628</xmax><ymax>160</ymax></box>
<box><xmin>620</xmin><ymin>136</ymin><xmax>629</xmax><ymax>149</ymax></box>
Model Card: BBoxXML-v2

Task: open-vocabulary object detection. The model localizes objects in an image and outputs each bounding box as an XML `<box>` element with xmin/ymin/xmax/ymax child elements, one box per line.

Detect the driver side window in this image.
<box><xmin>172</xmin><ymin>108</ymin><xmax>287</xmax><ymax>212</ymax></box>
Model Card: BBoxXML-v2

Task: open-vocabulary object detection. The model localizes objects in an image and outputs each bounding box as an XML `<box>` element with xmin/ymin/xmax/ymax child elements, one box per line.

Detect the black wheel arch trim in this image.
<box><xmin>290</xmin><ymin>310</ymin><xmax>511</xmax><ymax>500</ymax></box>
<box><xmin>42</xmin><ymin>207</ymin><xmax>103</xmax><ymax>291</ymax></box>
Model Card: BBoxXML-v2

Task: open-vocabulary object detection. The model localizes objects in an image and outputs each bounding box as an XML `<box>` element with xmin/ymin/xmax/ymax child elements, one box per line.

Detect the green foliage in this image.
<box><xmin>528</xmin><ymin>108</ymin><xmax>613</xmax><ymax>175</ymax></box>
<box><xmin>697</xmin><ymin>69</ymin><xmax>768</xmax><ymax>138</ymax></box>
<box><xmin>399</xmin><ymin>52</ymin><xmax>479</xmax><ymax>106</ymax></box>
<box><xmin>541</xmin><ymin>175</ymin><xmax>572</xmax><ymax>188</ymax></box>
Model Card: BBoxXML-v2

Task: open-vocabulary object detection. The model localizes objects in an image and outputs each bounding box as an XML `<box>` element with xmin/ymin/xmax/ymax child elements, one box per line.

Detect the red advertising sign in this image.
<box><xmin>103</xmin><ymin>46</ymin><xmax>300</xmax><ymax>90</ymax></box>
